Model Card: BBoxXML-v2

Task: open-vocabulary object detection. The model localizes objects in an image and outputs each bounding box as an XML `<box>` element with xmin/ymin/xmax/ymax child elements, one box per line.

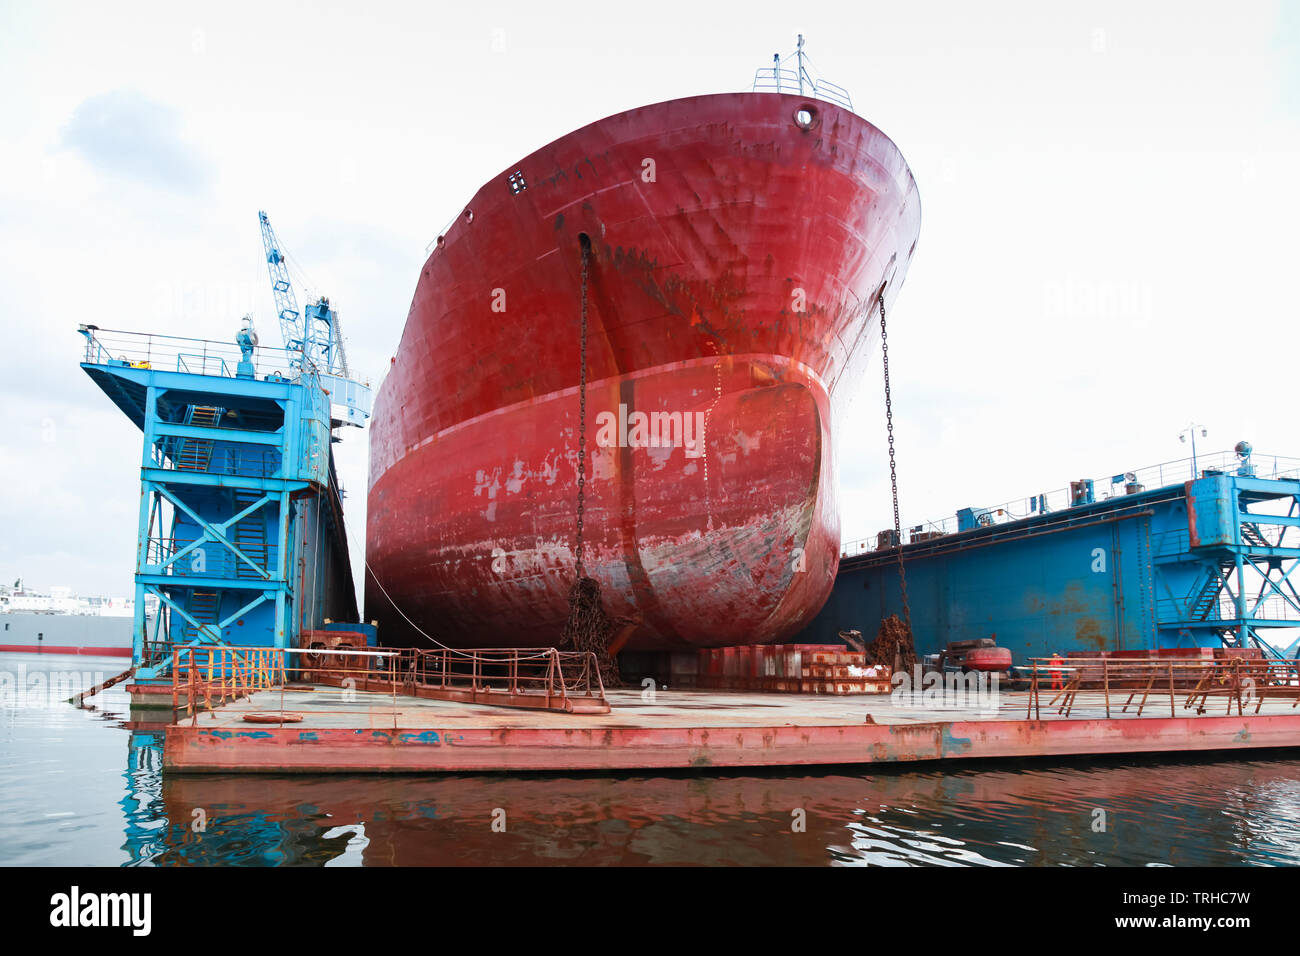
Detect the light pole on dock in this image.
<box><xmin>1178</xmin><ymin>423</ymin><xmax>1207</xmax><ymax>478</ymax></box>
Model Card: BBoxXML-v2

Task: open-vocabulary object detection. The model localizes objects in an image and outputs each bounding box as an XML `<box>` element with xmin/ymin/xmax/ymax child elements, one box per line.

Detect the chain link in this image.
<box><xmin>879</xmin><ymin>290</ymin><xmax>913</xmax><ymax>635</ymax></box>
<box><xmin>575</xmin><ymin>239</ymin><xmax>590</xmax><ymax>578</ymax></box>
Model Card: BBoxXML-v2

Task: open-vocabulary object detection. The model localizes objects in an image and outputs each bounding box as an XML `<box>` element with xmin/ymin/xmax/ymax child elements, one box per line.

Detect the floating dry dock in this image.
<box><xmin>163</xmin><ymin>674</ymin><xmax>1300</xmax><ymax>774</ymax></box>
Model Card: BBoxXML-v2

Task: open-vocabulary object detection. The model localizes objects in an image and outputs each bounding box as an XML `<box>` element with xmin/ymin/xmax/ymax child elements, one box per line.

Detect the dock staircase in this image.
<box><xmin>1241</xmin><ymin>522</ymin><xmax>1270</xmax><ymax>549</ymax></box>
<box><xmin>172</xmin><ymin>405</ymin><xmax>223</xmax><ymax>472</ymax></box>
<box><xmin>183</xmin><ymin>589</ymin><xmax>222</xmax><ymax>644</ymax></box>
<box><xmin>1187</xmin><ymin>558</ymin><xmax>1236</xmax><ymax>621</ymax></box>
<box><xmin>142</xmin><ymin>590</ymin><xmax>227</xmax><ymax>679</ymax></box>
<box><xmin>230</xmin><ymin>488</ymin><xmax>269</xmax><ymax>579</ymax></box>
<box><xmin>1180</xmin><ymin>508</ymin><xmax>1289</xmax><ymax>655</ymax></box>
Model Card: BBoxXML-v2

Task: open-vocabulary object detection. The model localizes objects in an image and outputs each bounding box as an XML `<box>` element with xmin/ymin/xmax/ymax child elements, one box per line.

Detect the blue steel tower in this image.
<box><xmin>78</xmin><ymin>213</ymin><xmax>371</xmax><ymax>701</ymax></box>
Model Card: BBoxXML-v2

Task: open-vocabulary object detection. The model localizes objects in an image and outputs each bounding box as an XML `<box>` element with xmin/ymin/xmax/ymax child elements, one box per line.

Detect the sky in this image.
<box><xmin>0</xmin><ymin>0</ymin><xmax>1298</xmax><ymax>600</ymax></box>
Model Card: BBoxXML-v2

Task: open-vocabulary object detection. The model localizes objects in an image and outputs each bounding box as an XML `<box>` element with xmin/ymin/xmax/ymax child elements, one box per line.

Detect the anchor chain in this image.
<box><xmin>879</xmin><ymin>289</ymin><xmax>913</xmax><ymax>635</ymax></box>
<box><xmin>575</xmin><ymin>239</ymin><xmax>589</xmax><ymax>577</ymax></box>
<box><xmin>562</xmin><ymin>236</ymin><xmax>630</xmax><ymax>688</ymax></box>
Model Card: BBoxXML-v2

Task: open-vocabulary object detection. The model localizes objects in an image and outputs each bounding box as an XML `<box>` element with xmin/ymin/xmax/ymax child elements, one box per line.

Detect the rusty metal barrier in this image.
<box><xmin>290</xmin><ymin>644</ymin><xmax>609</xmax><ymax>713</ymax></box>
<box><xmin>170</xmin><ymin>644</ymin><xmax>610</xmax><ymax>722</ymax></box>
<box><xmin>1024</xmin><ymin>656</ymin><xmax>1300</xmax><ymax>720</ymax></box>
<box><xmin>379</xmin><ymin>647</ymin><xmax>609</xmax><ymax>714</ymax></box>
<box><xmin>170</xmin><ymin>644</ymin><xmax>286</xmax><ymax>720</ymax></box>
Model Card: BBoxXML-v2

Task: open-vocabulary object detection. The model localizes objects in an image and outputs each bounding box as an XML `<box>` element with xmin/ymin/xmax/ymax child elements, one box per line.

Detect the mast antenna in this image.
<box><xmin>797</xmin><ymin>34</ymin><xmax>806</xmax><ymax>95</ymax></box>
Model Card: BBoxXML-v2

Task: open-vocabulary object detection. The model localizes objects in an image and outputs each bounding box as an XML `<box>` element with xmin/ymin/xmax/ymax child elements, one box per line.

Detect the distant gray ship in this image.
<box><xmin>0</xmin><ymin>581</ymin><xmax>148</xmax><ymax>656</ymax></box>
<box><xmin>0</xmin><ymin>612</ymin><xmax>133</xmax><ymax>656</ymax></box>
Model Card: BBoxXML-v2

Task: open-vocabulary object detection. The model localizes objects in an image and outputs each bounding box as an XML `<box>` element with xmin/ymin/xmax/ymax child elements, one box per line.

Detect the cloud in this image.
<box><xmin>59</xmin><ymin>89</ymin><xmax>212</xmax><ymax>192</ymax></box>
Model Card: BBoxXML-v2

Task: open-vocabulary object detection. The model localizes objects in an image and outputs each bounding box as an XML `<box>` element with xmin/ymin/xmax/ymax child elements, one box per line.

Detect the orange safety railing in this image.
<box><xmin>170</xmin><ymin>645</ymin><xmax>288</xmax><ymax>718</ymax></box>
<box><xmin>303</xmin><ymin>645</ymin><xmax>609</xmax><ymax>714</ymax></box>
<box><xmin>170</xmin><ymin>644</ymin><xmax>609</xmax><ymax>721</ymax></box>
<box><xmin>1023</xmin><ymin>655</ymin><xmax>1300</xmax><ymax>720</ymax></box>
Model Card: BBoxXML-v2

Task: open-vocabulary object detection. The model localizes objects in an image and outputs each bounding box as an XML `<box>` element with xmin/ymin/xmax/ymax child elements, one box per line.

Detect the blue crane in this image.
<box><xmin>257</xmin><ymin>210</ymin><xmax>368</xmax><ymax>425</ymax></box>
<box><xmin>257</xmin><ymin>210</ymin><xmax>349</xmax><ymax>377</ymax></box>
<box><xmin>258</xmin><ymin>210</ymin><xmax>303</xmax><ymax>355</ymax></box>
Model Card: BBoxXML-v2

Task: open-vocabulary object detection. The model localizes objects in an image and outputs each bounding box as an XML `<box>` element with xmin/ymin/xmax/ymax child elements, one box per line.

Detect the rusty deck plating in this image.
<box><xmin>162</xmin><ymin>686</ymin><xmax>1300</xmax><ymax>774</ymax></box>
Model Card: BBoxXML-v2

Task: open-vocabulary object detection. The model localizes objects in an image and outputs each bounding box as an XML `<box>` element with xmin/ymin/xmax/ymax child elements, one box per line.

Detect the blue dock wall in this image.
<box><xmin>795</xmin><ymin>473</ymin><xmax>1300</xmax><ymax>663</ymax></box>
<box><xmin>801</xmin><ymin>504</ymin><xmax>1163</xmax><ymax>661</ymax></box>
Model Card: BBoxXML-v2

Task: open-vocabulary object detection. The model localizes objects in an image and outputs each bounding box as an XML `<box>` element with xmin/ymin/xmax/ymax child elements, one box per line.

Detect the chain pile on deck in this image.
<box><xmin>562</xmin><ymin>576</ymin><xmax>632</xmax><ymax>688</ymax></box>
<box><xmin>864</xmin><ymin>614</ymin><xmax>918</xmax><ymax>674</ymax></box>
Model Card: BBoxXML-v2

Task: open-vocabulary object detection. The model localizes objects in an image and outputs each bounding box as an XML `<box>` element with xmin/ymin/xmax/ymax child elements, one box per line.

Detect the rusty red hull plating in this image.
<box><xmin>367</xmin><ymin>92</ymin><xmax>920</xmax><ymax>650</ymax></box>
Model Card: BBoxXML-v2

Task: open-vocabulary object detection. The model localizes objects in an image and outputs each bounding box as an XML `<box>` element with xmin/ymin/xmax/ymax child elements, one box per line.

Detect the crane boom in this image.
<box><xmin>255</xmin><ymin>209</ymin><xmax>370</xmax><ymax>427</ymax></box>
<box><xmin>332</xmin><ymin>308</ymin><xmax>351</xmax><ymax>377</ymax></box>
<box><xmin>258</xmin><ymin>210</ymin><xmax>304</xmax><ymax>356</ymax></box>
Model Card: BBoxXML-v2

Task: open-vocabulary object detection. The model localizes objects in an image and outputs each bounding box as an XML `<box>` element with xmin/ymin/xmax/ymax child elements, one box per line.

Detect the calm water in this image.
<box><xmin>3</xmin><ymin>652</ymin><xmax>1300</xmax><ymax>866</ymax></box>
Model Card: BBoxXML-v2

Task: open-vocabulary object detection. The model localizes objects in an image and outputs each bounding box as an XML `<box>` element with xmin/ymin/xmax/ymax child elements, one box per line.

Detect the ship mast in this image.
<box><xmin>755</xmin><ymin>36</ymin><xmax>853</xmax><ymax>111</ymax></box>
<box><xmin>797</xmin><ymin>34</ymin><xmax>806</xmax><ymax>95</ymax></box>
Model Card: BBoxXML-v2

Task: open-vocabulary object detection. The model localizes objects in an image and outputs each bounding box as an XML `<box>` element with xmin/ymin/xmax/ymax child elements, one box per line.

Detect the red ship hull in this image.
<box><xmin>367</xmin><ymin>92</ymin><xmax>920</xmax><ymax>650</ymax></box>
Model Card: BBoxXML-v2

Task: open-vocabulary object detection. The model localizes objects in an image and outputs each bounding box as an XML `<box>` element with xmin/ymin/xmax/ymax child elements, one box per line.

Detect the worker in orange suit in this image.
<box><xmin>1050</xmin><ymin>652</ymin><xmax>1064</xmax><ymax>690</ymax></box>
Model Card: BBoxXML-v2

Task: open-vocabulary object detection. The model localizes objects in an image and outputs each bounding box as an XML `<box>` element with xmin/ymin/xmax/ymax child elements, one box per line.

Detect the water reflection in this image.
<box><xmin>137</xmin><ymin>758</ymin><xmax>1300</xmax><ymax>867</ymax></box>
<box><xmin>4</xmin><ymin>653</ymin><xmax>1300</xmax><ymax>866</ymax></box>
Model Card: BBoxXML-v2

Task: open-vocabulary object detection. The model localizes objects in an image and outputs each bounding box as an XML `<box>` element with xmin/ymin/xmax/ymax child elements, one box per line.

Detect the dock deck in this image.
<box><xmin>162</xmin><ymin>684</ymin><xmax>1300</xmax><ymax>773</ymax></box>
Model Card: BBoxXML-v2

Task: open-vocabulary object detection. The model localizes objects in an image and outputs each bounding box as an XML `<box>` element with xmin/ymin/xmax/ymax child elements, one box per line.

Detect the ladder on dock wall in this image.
<box><xmin>68</xmin><ymin>667</ymin><xmax>136</xmax><ymax>706</ymax></box>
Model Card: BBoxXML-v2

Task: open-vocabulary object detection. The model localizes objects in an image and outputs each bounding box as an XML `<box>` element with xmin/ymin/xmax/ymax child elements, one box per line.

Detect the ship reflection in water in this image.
<box><xmin>138</xmin><ymin>757</ymin><xmax>1300</xmax><ymax>867</ymax></box>
<box><xmin>3</xmin><ymin>656</ymin><xmax>1299</xmax><ymax>866</ymax></box>
<box><xmin>122</xmin><ymin>749</ymin><xmax>1300</xmax><ymax>868</ymax></box>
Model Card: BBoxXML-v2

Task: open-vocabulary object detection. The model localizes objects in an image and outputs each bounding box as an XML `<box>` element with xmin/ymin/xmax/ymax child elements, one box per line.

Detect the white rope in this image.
<box><xmin>363</xmin><ymin>559</ymin><xmax>555</xmax><ymax>661</ymax></box>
